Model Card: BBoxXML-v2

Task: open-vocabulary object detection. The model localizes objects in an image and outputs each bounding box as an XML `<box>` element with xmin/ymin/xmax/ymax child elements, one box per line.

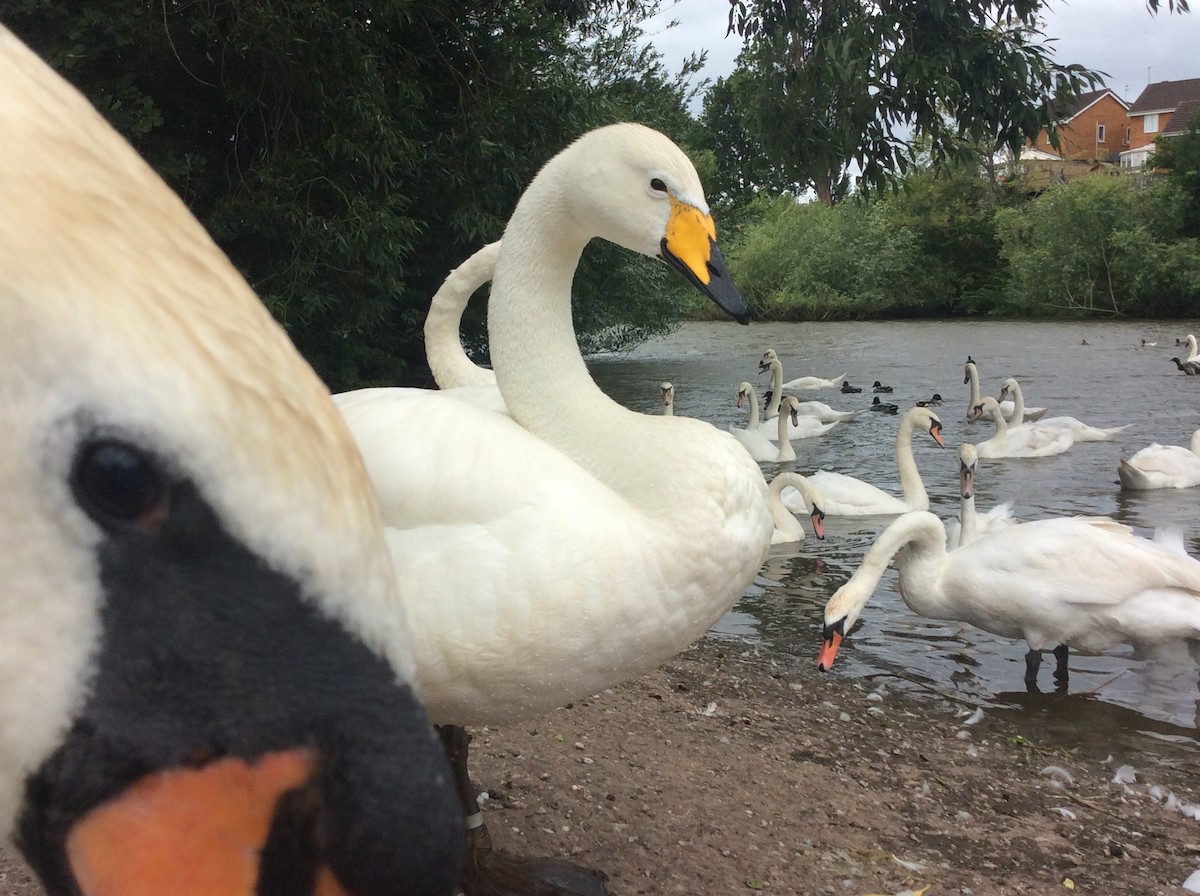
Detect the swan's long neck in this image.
<box><xmin>768</xmin><ymin>473</ymin><xmax>809</xmax><ymax>539</ymax></box>
<box><xmin>424</xmin><ymin>242</ymin><xmax>499</xmax><ymax>389</ymax></box>
<box><xmin>1008</xmin><ymin>381</ymin><xmax>1026</xmax><ymax>425</ymax></box>
<box><xmin>1188</xmin><ymin>335</ymin><xmax>1198</xmax><ymax>362</ymax></box>
<box><xmin>1191</xmin><ymin>429</ymin><xmax>1200</xmax><ymax>456</ymax></box>
<box><xmin>966</xmin><ymin>363</ymin><xmax>980</xmax><ymax>409</ymax></box>
<box><xmin>894</xmin><ymin>415</ymin><xmax>929</xmax><ymax>510</ymax></box>
<box><xmin>832</xmin><ymin>511</ymin><xmax>948</xmax><ymax>623</ymax></box>
<box><xmin>982</xmin><ymin>403</ymin><xmax>1008</xmax><ymax>447</ymax></box>
<box><xmin>764</xmin><ymin>360</ymin><xmax>783</xmax><ymax>419</ymax></box>
<box><xmin>744</xmin><ymin>383</ymin><xmax>761</xmax><ymax>430</ymax></box>
<box><xmin>776</xmin><ymin>405</ymin><xmax>796</xmax><ymax>461</ymax></box>
<box><xmin>958</xmin><ymin>494</ymin><xmax>977</xmax><ymax>547</ymax></box>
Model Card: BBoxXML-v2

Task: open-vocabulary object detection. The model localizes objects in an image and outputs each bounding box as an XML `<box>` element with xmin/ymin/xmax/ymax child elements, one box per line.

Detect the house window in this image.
<box><xmin>1125</xmin><ymin>126</ymin><xmax>1131</xmax><ymax>145</ymax></box>
<box><xmin>1097</xmin><ymin>123</ymin><xmax>1106</xmax><ymax>143</ymax></box>
<box><xmin>1145</xmin><ymin>112</ymin><xmax>1160</xmax><ymax>133</ymax></box>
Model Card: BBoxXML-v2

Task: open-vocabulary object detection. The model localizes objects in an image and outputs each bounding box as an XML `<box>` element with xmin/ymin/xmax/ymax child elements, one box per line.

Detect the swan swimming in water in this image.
<box><xmin>998</xmin><ymin>378</ymin><xmax>1128</xmax><ymax>441</ymax></box>
<box><xmin>760</xmin><ymin>357</ymin><xmax>858</xmax><ymax>425</ymax></box>
<box><xmin>818</xmin><ymin>510</ymin><xmax>1200</xmax><ymax>690</ymax></box>
<box><xmin>335</xmin><ymin>123</ymin><xmax>773</xmax><ymax>894</ymax></box>
<box><xmin>945</xmin><ymin>443</ymin><xmax>1017</xmax><ymax>550</ymax></box>
<box><xmin>963</xmin><ymin>356</ymin><xmax>1047</xmax><ymax>422</ymax></box>
<box><xmin>782</xmin><ymin>406</ymin><xmax>945</xmax><ymax>517</ymax></box>
<box><xmin>0</xmin><ymin>28</ymin><xmax>462</xmax><ymax>895</ymax></box>
<box><xmin>1118</xmin><ymin>428</ymin><xmax>1200</xmax><ymax>490</ymax></box>
<box><xmin>759</xmin><ymin>348</ymin><xmax>846</xmax><ymax>390</ymax></box>
<box><xmin>969</xmin><ymin>397</ymin><xmax>1101</xmax><ymax>458</ymax></box>
<box><xmin>768</xmin><ymin>472</ymin><xmax>827</xmax><ymax>544</ymax></box>
<box><xmin>730</xmin><ymin>381</ymin><xmax>782</xmax><ymax>461</ymax></box>
<box><xmin>660</xmin><ymin>381</ymin><xmax>675</xmax><ymax>415</ymax></box>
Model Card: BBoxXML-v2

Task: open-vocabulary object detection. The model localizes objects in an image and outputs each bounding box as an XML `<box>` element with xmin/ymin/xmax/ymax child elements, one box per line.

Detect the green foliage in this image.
<box><xmin>718</xmin><ymin>1</ymin><xmax>1103</xmax><ymax>202</ymax></box>
<box><xmin>4</xmin><ymin>0</ymin><xmax>702</xmax><ymax>389</ymax></box>
<box><xmin>1149</xmin><ymin>113</ymin><xmax>1200</xmax><ymax>239</ymax></box>
<box><xmin>995</xmin><ymin>175</ymin><xmax>1200</xmax><ymax>317</ymax></box>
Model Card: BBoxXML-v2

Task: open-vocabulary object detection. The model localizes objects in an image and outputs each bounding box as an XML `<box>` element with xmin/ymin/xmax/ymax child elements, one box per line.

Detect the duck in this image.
<box><xmin>730</xmin><ymin>382</ymin><xmax>783</xmax><ymax>462</ymax></box>
<box><xmin>967</xmin><ymin>397</ymin><xmax>1077</xmax><ymax>458</ymax></box>
<box><xmin>782</xmin><ymin>406</ymin><xmax>945</xmax><ymax>517</ymax></box>
<box><xmin>818</xmin><ymin>510</ymin><xmax>1200</xmax><ymax>690</ymax></box>
<box><xmin>872</xmin><ymin>380</ymin><xmax>893</xmax><ymax>393</ymax></box>
<box><xmin>334</xmin><ymin>123</ymin><xmax>774</xmax><ymax>895</ymax></box>
<box><xmin>660</xmin><ymin>381</ymin><xmax>675</xmax><ymax>415</ymax></box>
<box><xmin>1171</xmin><ymin>356</ymin><xmax>1200</xmax><ymax>375</ymax></box>
<box><xmin>1141</xmin><ymin>339</ymin><xmax>1158</xmax><ymax>348</ymax></box>
<box><xmin>768</xmin><ymin>472</ymin><xmax>827</xmax><ymax>545</ymax></box>
<box><xmin>0</xmin><ymin>27</ymin><xmax>462</xmax><ymax>896</ymax></box>
<box><xmin>915</xmin><ymin>393</ymin><xmax>943</xmax><ymax>408</ymax></box>
<box><xmin>870</xmin><ymin>396</ymin><xmax>898</xmax><ymax>414</ymax></box>
<box><xmin>963</xmin><ymin>356</ymin><xmax>1047</xmax><ymax>422</ymax></box>
<box><xmin>1118</xmin><ymin>429</ymin><xmax>1200</xmax><ymax>490</ymax></box>
<box><xmin>997</xmin><ymin>378</ymin><xmax>1128</xmax><ymax>441</ymax></box>
<box><xmin>841</xmin><ymin>380</ymin><xmax>863</xmax><ymax>394</ymax></box>
<box><xmin>758</xmin><ymin>348</ymin><xmax>846</xmax><ymax>390</ymax></box>
<box><xmin>945</xmin><ymin>443</ymin><xmax>1017</xmax><ymax>550</ymax></box>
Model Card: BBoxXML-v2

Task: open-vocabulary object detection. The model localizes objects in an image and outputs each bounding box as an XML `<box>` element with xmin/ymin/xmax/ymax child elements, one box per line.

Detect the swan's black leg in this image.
<box><xmin>438</xmin><ymin>724</ymin><xmax>608</xmax><ymax>896</ymax></box>
<box><xmin>1052</xmin><ymin>645</ymin><xmax>1070</xmax><ymax>690</ymax></box>
<box><xmin>1023</xmin><ymin>648</ymin><xmax>1043</xmax><ymax>693</ymax></box>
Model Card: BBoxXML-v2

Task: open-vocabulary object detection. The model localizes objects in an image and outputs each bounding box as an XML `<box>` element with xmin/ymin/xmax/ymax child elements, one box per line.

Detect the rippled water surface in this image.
<box><xmin>589</xmin><ymin>319</ymin><xmax>1200</xmax><ymax>770</ymax></box>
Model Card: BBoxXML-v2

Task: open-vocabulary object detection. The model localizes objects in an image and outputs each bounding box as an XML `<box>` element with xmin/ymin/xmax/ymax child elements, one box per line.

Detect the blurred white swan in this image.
<box><xmin>1118</xmin><ymin>428</ymin><xmax>1200</xmax><ymax>490</ymax></box>
<box><xmin>782</xmin><ymin>406</ymin><xmax>945</xmax><ymax>517</ymax></box>
<box><xmin>969</xmin><ymin>397</ymin><xmax>1087</xmax><ymax>458</ymax></box>
<box><xmin>730</xmin><ymin>381</ymin><xmax>783</xmax><ymax>462</ymax></box>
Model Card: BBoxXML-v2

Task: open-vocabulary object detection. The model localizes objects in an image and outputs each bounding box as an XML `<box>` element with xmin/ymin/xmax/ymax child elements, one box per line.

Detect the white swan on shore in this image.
<box><xmin>964</xmin><ymin>357</ymin><xmax>1047</xmax><ymax>422</ymax></box>
<box><xmin>817</xmin><ymin>510</ymin><xmax>1200</xmax><ymax>688</ymax></box>
<box><xmin>759</xmin><ymin>348</ymin><xmax>846</xmax><ymax>391</ymax></box>
<box><xmin>781</xmin><ymin>406</ymin><xmax>945</xmax><ymax>517</ymax></box>
<box><xmin>335</xmin><ymin>123</ymin><xmax>774</xmax><ymax>892</ymax></box>
<box><xmin>768</xmin><ymin>472</ymin><xmax>827</xmax><ymax>544</ymax></box>
<box><xmin>1118</xmin><ymin>429</ymin><xmax>1200</xmax><ymax>490</ymax></box>
<box><xmin>945</xmin><ymin>443</ymin><xmax>1017</xmax><ymax>550</ymax></box>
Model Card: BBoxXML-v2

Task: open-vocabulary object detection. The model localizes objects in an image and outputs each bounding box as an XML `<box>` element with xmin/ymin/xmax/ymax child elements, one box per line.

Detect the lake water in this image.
<box><xmin>589</xmin><ymin>319</ymin><xmax>1200</xmax><ymax>772</ymax></box>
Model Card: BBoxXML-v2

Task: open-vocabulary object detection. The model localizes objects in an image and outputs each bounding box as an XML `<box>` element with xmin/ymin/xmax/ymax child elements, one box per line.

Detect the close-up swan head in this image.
<box><xmin>1</xmin><ymin>26</ymin><xmax>460</xmax><ymax>893</ymax></box>
<box><xmin>533</xmin><ymin>123</ymin><xmax>749</xmax><ymax>324</ymax></box>
<box><xmin>959</xmin><ymin>443</ymin><xmax>979</xmax><ymax>498</ymax></box>
<box><xmin>968</xmin><ymin>396</ymin><xmax>1002</xmax><ymax>423</ymax></box>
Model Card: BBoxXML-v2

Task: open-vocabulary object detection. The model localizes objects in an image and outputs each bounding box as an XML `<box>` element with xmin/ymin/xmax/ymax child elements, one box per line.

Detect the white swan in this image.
<box><xmin>997</xmin><ymin>379</ymin><xmax>1128</xmax><ymax>442</ymax></box>
<box><xmin>818</xmin><ymin>510</ymin><xmax>1200</xmax><ymax>688</ymax></box>
<box><xmin>782</xmin><ymin>406</ymin><xmax>945</xmax><ymax>517</ymax></box>
<box><xmin>730</xmin><ymin>382</ymin><xmax>786</xmax><ymax>462</ymax></box>
<box><xmin>759</xmin><ymin>348</ymin><xmax>846</xmax><ymax>391</ymax></box>
<box><xmin>1186</xmin><ymin>334</ymin><xmax>1199</xmax><ymax>363</ymax></box>
<box><xmin>0</xmin><ymin>27</ymin><xmax>461</xmax><ymax>893</ymax></box>
<box><xmin>946</xmin><ymin>443</ymin><xmax>1017</xmax><ymax>550</ymax></box>
<box><xmin>425</xmin><ymin>240</ymin><xmax>500</xmax><ymax>389</ymax></box>
<box><xmin>335</xmin><ymin>124</ymin><xmax>773</xmax><ymax>891</ymax></box>
<box><xmin>964</xmin><ymin>357</ymin><xmax>1047</xmax><ymax>422</ymax></box>
<box><xmin>1118</xmin><ymin>429</ymin><xmax>1200</xmax><ymax>490</ymax></box>
<box><xmin>768</xmin><ymin>472</ymin><xmax>827</xmax><ymax>544</ymax></box>
<box><xmin>759</xmin><ymin>355</ymin><xmax>858</xmax><ymax>423</ymax></box>
<box><xmin>660</xmin><ymin>381</ymin><xmax>674</xmax><ymax>415</ymax></box>
<box><xmin>968</xmin><ymin>397</ymin><xmax>1079</xmax><ymax>458</ymax></box>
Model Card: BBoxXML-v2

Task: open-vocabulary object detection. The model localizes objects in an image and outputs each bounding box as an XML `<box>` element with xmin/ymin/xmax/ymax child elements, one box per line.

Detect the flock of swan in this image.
<box><xmin>4</xmin><ymin>21</ymin><xmax>1200</xmax><ymax>895</ymax></box>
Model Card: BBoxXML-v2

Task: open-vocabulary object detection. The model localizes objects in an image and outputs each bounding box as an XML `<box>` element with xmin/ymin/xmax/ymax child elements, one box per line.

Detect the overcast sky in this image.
<box><xmin>642</xmin><ymin>0</ymin><xmax>1200</xmax><ymax>106</ymax></box>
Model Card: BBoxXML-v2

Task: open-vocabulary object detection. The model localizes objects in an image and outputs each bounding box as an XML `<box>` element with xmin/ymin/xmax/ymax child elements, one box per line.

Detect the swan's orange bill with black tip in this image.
<box><xmin>660</xmin><ymin>198</ymin><xmax>750</xmax><ymax>324</ymax></box>
<box><xmin>817</xmin><ymin>630</ymin><xmax>842</xmax><ymax>671</ymax></box>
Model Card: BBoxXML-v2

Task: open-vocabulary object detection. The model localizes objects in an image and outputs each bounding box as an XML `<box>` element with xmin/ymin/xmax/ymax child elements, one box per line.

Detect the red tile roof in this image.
<box><xmin>1128</xmin><ymin>78</ymin><xmax>1200</xmax><ymax>114</ymax></box>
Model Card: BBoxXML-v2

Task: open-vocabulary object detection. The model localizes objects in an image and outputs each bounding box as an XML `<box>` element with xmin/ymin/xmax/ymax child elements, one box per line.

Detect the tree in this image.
<box><xmin>717</xmin><ymin>1</ymin><xmax>1193</xmax><ymax>204</ymax></box>
<box><xmin>3</xmin><ymin>0</ymin><xmax>704</xmax><ymax>389</ymax></box>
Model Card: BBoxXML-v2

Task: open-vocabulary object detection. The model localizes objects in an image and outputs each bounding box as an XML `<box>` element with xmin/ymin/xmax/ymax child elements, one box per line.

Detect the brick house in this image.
<box><xmin>1121</xmin><ymin>78</ymin><xmax>1200</xmax><ymax>169</ymax></box>
<box><xmin>1028</xmin><ymin>88</ymin><xmax>1131</xmax><ymax>164</ymax></box>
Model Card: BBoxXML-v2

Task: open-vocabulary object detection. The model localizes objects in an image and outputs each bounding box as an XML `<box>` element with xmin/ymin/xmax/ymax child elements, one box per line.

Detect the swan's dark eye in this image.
<box><xmin>72</xmin><ymin>440</ymin><xmax>169</xmax><ymax>532</ymax></box>
<box><xmin>650</xmin><ymin>177</ymin><xmax>667</xmax><ymax>193</ymax></box>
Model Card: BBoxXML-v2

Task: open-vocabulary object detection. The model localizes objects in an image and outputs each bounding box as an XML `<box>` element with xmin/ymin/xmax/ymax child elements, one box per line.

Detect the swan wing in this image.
<box><xmin>1119</xmin><ymin>444</ymin><xmax>1200</xmax><ymax>489</ymax></box>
